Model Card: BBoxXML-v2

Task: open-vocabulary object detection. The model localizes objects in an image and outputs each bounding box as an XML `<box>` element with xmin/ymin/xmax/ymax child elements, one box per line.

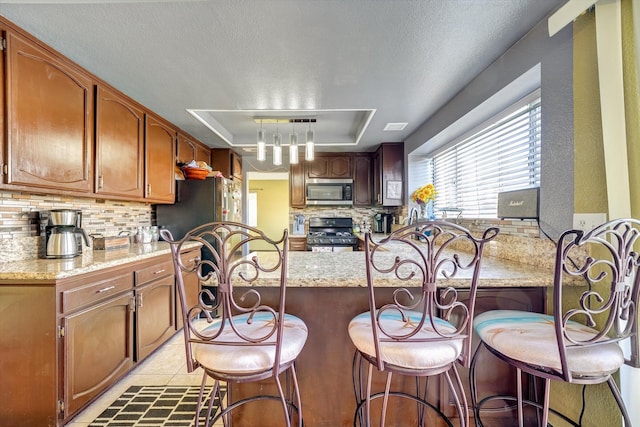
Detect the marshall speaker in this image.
<box><xmin>497</xmin><ymin>188</ymin><xmax>539</xmax><ymax>220</ymax></box>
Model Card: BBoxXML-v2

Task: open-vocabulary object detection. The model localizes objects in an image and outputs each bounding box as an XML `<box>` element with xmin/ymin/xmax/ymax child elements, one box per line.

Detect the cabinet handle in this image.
<box><xmin>98</xmin><ymin>175</ymin><xmax>104</xmax><ymax>189</ymax></box>
<box><xmin>97</xmin><ymin>285</ymin><xmax>115</xmax><ymax>293</ymax></box>
<box><xmin>137</xmin><ymin>293</ymin><xmax>144</xmax><ymax>308</ymax></box>
<box><xmin>153</xmin><ymin>269</ymin><xmax>166</xmax><ymax>275</ymax></box>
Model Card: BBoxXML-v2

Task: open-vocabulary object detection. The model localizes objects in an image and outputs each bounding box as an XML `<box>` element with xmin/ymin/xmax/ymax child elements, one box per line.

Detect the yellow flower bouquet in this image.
<box><xmin>411</xmin><ymin>183</ymin><xmax>437</xmax><ymax>205</ymax></box>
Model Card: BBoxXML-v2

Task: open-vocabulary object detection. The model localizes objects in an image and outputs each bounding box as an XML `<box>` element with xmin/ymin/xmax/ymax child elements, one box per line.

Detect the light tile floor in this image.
<box><xmin>66</xmin><ymin>330</ymin><xmax>221</xmax><ymax>427</ymax></box>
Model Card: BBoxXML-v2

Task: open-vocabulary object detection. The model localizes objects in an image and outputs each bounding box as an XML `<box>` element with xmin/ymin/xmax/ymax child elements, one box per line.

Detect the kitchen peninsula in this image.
<box><xmin>0</xmin><ymin>241</ymin><xmax>559</xmax><ymax>426</ymax></box>
<box><xmin>228</xmin><ymin>248</ymin><xmax>557</xmax><ymax>426</ymax></box>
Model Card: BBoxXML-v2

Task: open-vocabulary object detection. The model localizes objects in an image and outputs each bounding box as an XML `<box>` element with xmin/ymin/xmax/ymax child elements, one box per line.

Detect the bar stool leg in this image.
<box><xmin>516</xmin><ymin>368</ymin><xmax>524</xmax><ymax>427</ymax></box>
<box><xmin>541</xmin><ymin>379</ymin><xmax>550</xmax><ymax>427</ymax></box>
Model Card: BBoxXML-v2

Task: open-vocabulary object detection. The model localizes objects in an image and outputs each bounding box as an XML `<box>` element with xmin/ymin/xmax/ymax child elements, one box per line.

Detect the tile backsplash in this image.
<box><xmin>0</xmin><ymin>190</ymin><xmax>154</xmax><ymax>261</ymax></box>
<box><xmin>1</xmin><ymin>189</ymin><xmax>557</xmax><ymax>267</ymax></box>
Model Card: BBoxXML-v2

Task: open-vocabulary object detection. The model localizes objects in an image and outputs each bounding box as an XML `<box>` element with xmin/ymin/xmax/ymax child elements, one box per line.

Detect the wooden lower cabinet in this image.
<box><xmin>0</xmin><ymin>252</ymin><xmax>181</xmax><ymax>427</ymax></box>
<box><xmin>135</xmin><ymin>274</ymin><xmax>176</xmax><ymax>361</ymax></box>
<box><xmin>176</xmin><ymin>248</ymin><xmax>201</xmax><ymax>330</ymax></box>
<box><xmin>134</xmin><ymin>257</ymin><xmax>176</xmax><ymax>361</ymax></box>
<box><xmin>289</xmin><ymin>236</ymin><xmax>307</xmax><ymax>251</ymax></box>
<box><xmin>63</xmin><ymin>291</ymin><xmax>135</xmax><ymax>416</ymax></box>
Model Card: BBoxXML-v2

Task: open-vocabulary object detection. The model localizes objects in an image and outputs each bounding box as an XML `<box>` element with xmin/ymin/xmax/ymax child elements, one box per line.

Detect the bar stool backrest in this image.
<box><xmin>552</xmin><ymin>218</ymin><xmax>640</xmax><ymax>379</ymax></box>
<box><xmin>160</xmin><ymin>222</ymin><xmax>289</xmax><ymax>374</ymax></box>
<box><xmin>364</xmin><ymin>221</ymin><xmax>499</xmax><ymax>369</ymax></box>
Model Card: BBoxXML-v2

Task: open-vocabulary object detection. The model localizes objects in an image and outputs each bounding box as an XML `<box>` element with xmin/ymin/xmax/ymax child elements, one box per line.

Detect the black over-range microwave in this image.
<box><xmin>306</xmin><ymin>178</ymin><xmax>353</xmax><ymax>206</ymax></box>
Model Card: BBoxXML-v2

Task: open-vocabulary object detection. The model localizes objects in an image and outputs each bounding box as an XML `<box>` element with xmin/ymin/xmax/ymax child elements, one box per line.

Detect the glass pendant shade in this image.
<box><xmin>273</xmin><ymin>132</ymin><xmax>282</xmax><ymax>166</ymax></box>
<box><xmin>305</xmin><ymin>128</ymin><xmax>315</xmax><ymax>161</ymax></box>
<box><xmin>256</xmin><ymin>128</ymin><xmax>266</xmax><ymax>162</ymax></box>
<box><xmin>289</xmin><ymin>132</ymin><xmax>299</xmax><ymax>164</ymax></box>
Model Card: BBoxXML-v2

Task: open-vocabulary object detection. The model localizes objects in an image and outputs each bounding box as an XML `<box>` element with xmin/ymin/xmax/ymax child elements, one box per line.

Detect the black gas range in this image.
<box><xmin>306</xmin><ymin>217</ymin><xmax>357</xmax><ymax>252</ymax></box>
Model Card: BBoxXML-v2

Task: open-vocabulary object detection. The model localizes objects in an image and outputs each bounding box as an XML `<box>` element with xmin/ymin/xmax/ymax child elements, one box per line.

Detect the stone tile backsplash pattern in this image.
<box><xmin>0</xmin><ymin>191</ymin><xmax>154</xmax><ymax>261</ymax></box>
<box><xmin>2</xmin><ymin>190</ymin><xmax>557</xmax><ymax>268</ymax></box>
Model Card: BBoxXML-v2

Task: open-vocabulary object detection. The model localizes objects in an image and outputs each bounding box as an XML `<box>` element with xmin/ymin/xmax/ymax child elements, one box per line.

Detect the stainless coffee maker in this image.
<box><xmin>42</xmin><ymin>209</ymin><xmax>90</xmax><ymax>258</ymax></box>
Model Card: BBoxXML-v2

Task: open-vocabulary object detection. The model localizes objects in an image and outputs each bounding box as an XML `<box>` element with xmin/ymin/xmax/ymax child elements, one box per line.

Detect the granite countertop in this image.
<box><xmin>0</xmin><ymin>242</ymin><xmax>200</xmax><ymax>282</ymax></box>
<box><xmin>0</xmin><ymin>239</ymin><xmax>561</xmax><ymax>289</ymax></box>
<box><xmin>236</xmin><ymin>250</ymin><xmax>557</xmax><ymax>288</ymax></box>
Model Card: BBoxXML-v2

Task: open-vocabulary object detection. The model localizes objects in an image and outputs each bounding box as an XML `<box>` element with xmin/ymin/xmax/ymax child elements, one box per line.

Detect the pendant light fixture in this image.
<box><xmin>254</xmin><ymin>117</ymin><xmax>315</xmax><ymax>164</ymax></box>
<box><xmin>272</xmin><ymin>124</ymin><xmax>282</xmax><ymax>166</ymax></box>
<box><xmin>305</xmin><ymin>121</ymin><xmax>315</xmax><ymax>161</ymax></box>
<box><xmin>256</xmin><ymin>120</ymin><xmax>266</xmax><ymax>162</ymax></box>
<box><xmin>289</xmin><ymin>123</ymin><xmax>299</xmax><ymax>164</ymax></box>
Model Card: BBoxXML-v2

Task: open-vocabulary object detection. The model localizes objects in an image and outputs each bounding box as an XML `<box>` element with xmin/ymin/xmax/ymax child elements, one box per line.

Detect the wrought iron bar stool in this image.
<box><xmin>348</xmin><ymin>221</ymin><xmax>499</xmax><ymax>426</ymax></box>
<box><xmin>161</xmin><ymin>222</ymin><xmax>308</xmax><ymax>427</ymax></box>
<box><xmin>471</xmin><ymin>218</ymin><xmax>640</xmax><ymax>426</ymax></box>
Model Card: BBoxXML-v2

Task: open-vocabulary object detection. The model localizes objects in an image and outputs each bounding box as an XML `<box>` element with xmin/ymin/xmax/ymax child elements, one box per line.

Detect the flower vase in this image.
<box><xmin>419</xmin><ymin>201</ymin><xmax>435</xmax><ymax>220</ymax></box>
<box><xmin>419</xmin><ymin>203</ymin><xmax>428</xmax><ymax>219</ymax></box>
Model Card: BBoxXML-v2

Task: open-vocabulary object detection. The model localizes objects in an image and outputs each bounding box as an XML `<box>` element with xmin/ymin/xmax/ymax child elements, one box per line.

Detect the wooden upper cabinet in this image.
<box><xmin>211</xmin><ymin>148</ymin><xmax>242</xmax><ymax>180</ymax></box>
<box><xmin>289</xmin><ymin>161</ymin><xmax>306</xmax><ymax>208</ymax></box>
<box><xmin>177</xmin><ymin>132</ymin><xmax>211</xmax><ymax>166</ymax></box>
<box><xmin>176</xmin><ymin>132</ymin><xmax>197</xmax><ymax>165</ymax></box>
<box><xmin>5</xmin><ymin>31</ymin><xmax>93</xmax><ymax>193</ymax></box>
<box><xmin>375</xmin><ymin>143</ymin><xmax>404</xmax><ymax>207</ymax></box>
<box><xmin>307</xmin><ymin>155</ymin><xmax>351</xmax><ymax>178</ymax></box>
<box><xmin>144</xmin><ymin>113</ymin><xmax>176</xmax><ymax>203</ymax></box>
<box><xmin>95</xmin><ymin>85</ymin><xmax>144</xmax><ymax>199</ymax></box>
<box><xmin>194</xmin><ymin>143</ymin><xmax>211</xmax><ymax>165</ymax></box>
<box><xmin>353</xmin><ymin>154</ymin><xmax>372</xmax><ymax>206</ymax></box>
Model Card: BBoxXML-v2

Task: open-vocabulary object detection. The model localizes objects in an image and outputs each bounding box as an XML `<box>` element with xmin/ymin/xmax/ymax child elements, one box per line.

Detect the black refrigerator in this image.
<box><xmin>156</xmin><ymin>176</ymin><xmax>242</xmax><ymax>307</ymax></box>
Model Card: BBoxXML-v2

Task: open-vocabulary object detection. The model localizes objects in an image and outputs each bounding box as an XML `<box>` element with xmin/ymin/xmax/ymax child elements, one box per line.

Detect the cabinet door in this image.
<box><xmin>136</xmin><ymin>274</ymin><xmax>176</xmax><ymax>361</ymax></box>
<box><xmin>353</xmin><ymin>154</ymin><xmax>372</xmax><ymax>206</ymax></box>
<box><xmin>289</xmin><ymin>237</ymin><xmax>307</xmax><ymax>251</ymax></box>
<box><xmin>439</xmin><ymin>287</ymin><xmax>544</xmax><ymax>425</ymax></box>
<box><xmin>63</xmin><ymin>291</ymin><xmax>135</xmax><ymax>418</ymax></box>
<box><xmin>176</xmin><ymin>249</ymin><xmax>201</xmax><ymax>330</ymax></box>
<box><xmin>308</xmin><ymin>155</ymin><xmax>351</xmax><ymax>178</ymax></box>
<box><xmin>194</xmin><ymin>142</ymin><xmax>211</xmax><ymax>165</ymax></box>
<box><xmin>231</xmin><ymin>151</ymin><xmax>242</xmax><ymax>180</ymax></box>
<box><xmin>377</xmin><ymin>143</ymin><xmax>404</xmax><ymax>206</ymax></box>
<box><xmin>211</xmin><ymin>148</ymin><xmax>241</xmax><ymax>179</ymax></box>
<box><xmin>6</xmin><ymin>31</ymin><xmax>93</xmax><ymax>193</ymax></box>
<box><xmin>289</xmin><ymin>161</ymin><xmax>305</xmax><ymax>208</ymax></box>
<box><xmin>176</xmin><ymin>132</ymin><xmax>197</xmax><ymax>165</ymax></box>
<box><xmin>373</xmin><ymin>151</ymin><xmax>381</xmax><ymax>205</ymax></box>
<box><xmin>145</xmin><ymin>113</ymin><xmax>176</xmax><ymax>203</ymax></box>
<box><xmin>95</xmin><ymin>86</ymin><xmax>144</xmax><ymax>199</ymax></box>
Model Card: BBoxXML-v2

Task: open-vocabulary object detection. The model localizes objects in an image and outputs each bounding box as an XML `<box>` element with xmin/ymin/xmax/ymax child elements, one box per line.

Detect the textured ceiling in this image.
<box><xmin>0</xmin><ymin>0</ymin><xmax>564</xmax><ymax>155</ymax></box>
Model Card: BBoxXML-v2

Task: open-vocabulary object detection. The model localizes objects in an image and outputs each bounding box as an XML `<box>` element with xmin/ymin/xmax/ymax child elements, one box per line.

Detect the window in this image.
<box><xmin>430</xmin><ymin>92</ymin><xmax>541</xmax><ymax>218</ymax></box>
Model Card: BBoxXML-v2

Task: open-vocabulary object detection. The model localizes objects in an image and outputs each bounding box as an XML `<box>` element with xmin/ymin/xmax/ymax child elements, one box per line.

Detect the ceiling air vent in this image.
<box><xmin>383</xmin><ymin>122</ymin><xmax>407</xmax><ymax>131</ymax></box>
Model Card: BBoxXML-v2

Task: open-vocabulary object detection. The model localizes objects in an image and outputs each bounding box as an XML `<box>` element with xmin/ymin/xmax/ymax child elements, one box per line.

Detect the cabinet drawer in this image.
<box><xmin>135</xmin><ymin>260</ymin><xmax>174</xmax><ymax>285</ymax></box>
<box><xmin>62</xmin><ymin>273</ymin><xmax>133</xmax><ymax>313</ymax></box>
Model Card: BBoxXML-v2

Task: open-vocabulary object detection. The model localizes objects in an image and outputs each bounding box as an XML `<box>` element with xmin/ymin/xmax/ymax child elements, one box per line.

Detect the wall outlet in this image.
<box><xmin>573</xmin><ymin>213</ymin><xmax>607</xmax><ymax>232</ymax></box>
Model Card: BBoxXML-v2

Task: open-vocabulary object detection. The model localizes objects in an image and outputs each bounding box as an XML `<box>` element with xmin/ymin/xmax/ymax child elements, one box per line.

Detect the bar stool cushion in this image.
<box><xmin>194</xmin><ymin>312</ymin><xmax>308</xmax><ymax>374</ymax></box>
<box><xmin>348</xmin><ymin>311</ymin><xmax>462</xmax><ymax>370</ymax></box>
<box><xmin>475</xmin><ymin>310</ymin><xmax>625</xmax><ymax>376</ymax></box>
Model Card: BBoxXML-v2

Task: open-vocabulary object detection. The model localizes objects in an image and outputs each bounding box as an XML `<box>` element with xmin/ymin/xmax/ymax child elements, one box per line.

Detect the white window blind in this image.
<box><xmin>431</xmin><ymin>95</ymin><xmax>541</xmax><ymax>218</ymax></box>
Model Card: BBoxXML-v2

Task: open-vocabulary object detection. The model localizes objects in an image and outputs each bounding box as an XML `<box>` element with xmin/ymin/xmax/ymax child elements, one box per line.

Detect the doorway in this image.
<box><xmin>246</xmin><ymin>172</ymin><xmax>289</xmax><ymax>251</ymax></box>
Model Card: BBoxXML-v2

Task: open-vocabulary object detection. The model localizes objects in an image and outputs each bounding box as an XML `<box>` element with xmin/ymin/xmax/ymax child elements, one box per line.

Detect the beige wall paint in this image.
<box><xmin>553</xmin><ymin>1</ymin><xmax>639</xmax><ymax>424</ymax></box>
<box><xmin>249</xmin><ymin>179</ymin><xmax>289</xmax><ymax>251</ymax></box>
